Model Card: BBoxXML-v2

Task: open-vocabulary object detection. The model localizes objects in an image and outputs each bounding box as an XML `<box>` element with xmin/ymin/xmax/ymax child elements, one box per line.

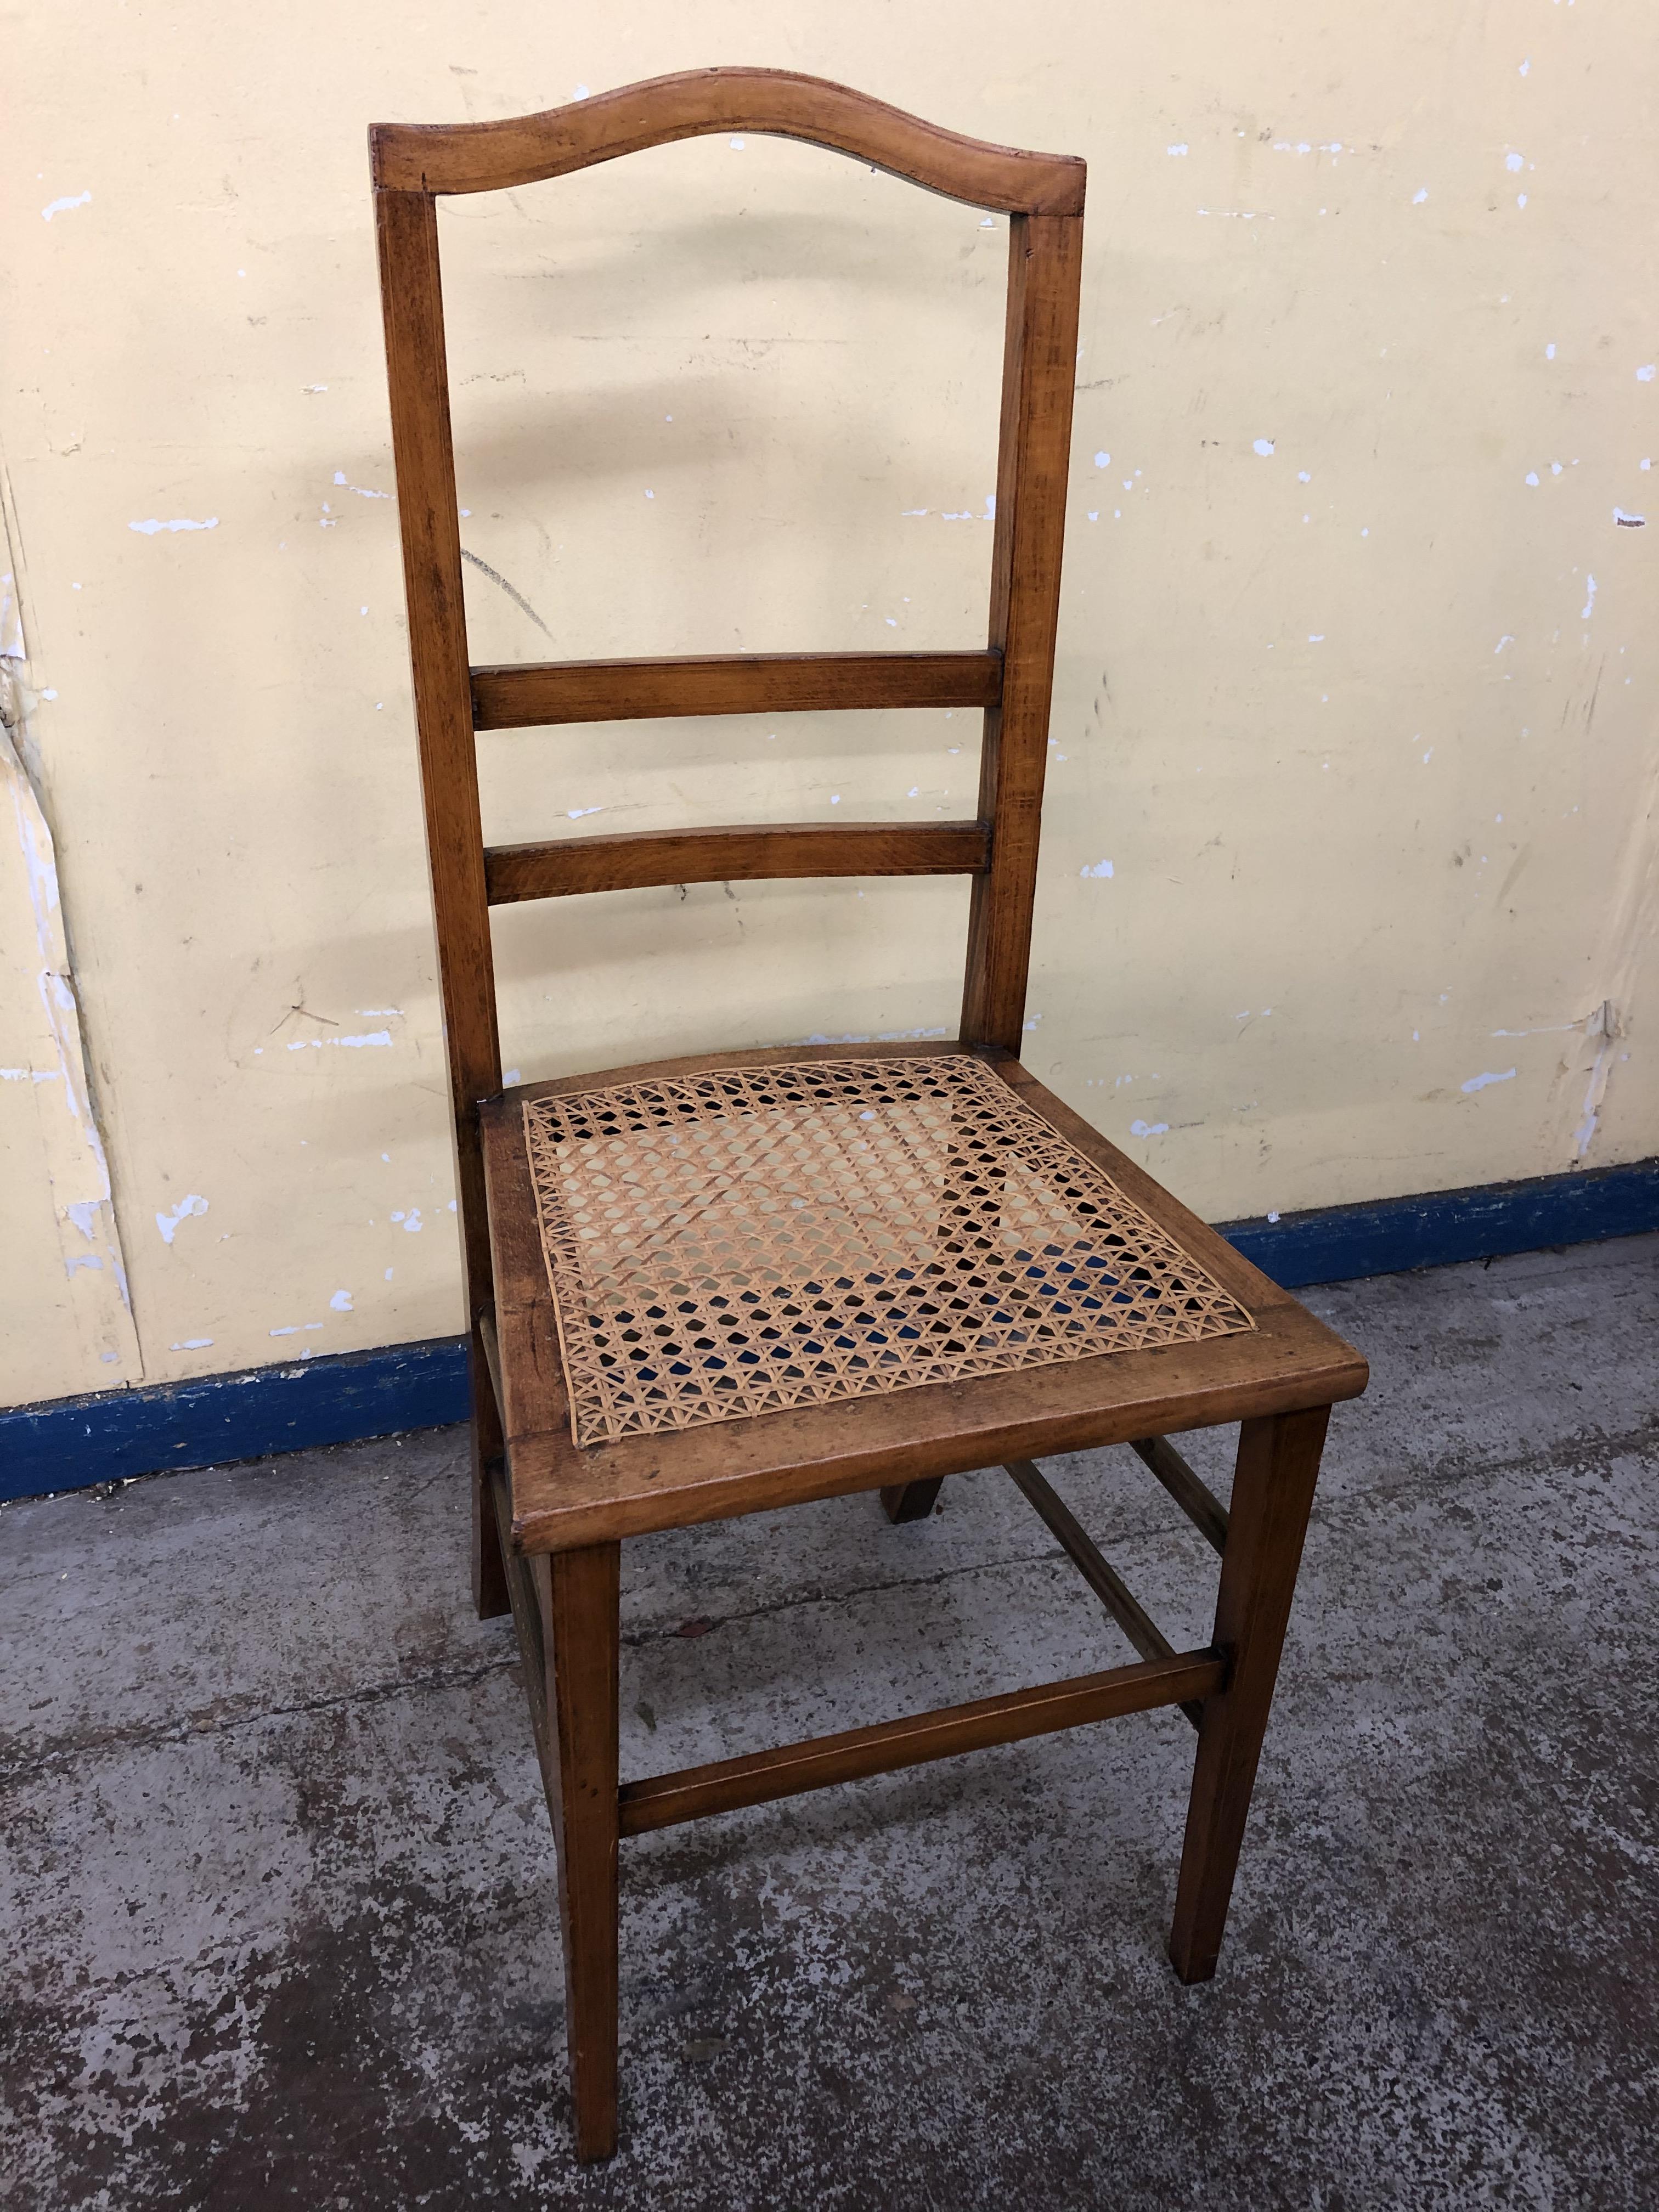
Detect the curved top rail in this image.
<box><xmin>370</xmin><ymin>66</ymin><xmax>1085</xmax><ymax>215</ymax></box>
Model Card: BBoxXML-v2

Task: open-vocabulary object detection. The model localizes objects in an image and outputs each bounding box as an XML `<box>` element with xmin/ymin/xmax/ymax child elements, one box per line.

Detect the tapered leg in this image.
<box><xmin>1169</xmin><ymin>1404</ymin><xmax>1330</xmax><ymax>1984</ymax></box>
<box><xmin>543</xmin><ymin>1542</ymin><xmax>622</xmax><ymax>2162</ymax></box>
<box><xmin>881</xmin><ymin>1477</ymin><xmax>945</xmax><ymax>1523</ymax></box>
<box><xmin>470</xmin><ymin>1328</ymin><xmax>511</xmax><ymax>1620</ymax></box>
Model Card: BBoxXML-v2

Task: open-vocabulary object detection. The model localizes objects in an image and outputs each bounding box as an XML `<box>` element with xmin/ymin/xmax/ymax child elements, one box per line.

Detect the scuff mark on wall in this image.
<box><xmin>0</xmin><ymin>484</ymin><xmax>143</xmax><ymax>1399</ymax></box>
<box><xmin>458</xmin><ymin>546</ymin><xmax>554</xmax><ymax>639</ymax></box>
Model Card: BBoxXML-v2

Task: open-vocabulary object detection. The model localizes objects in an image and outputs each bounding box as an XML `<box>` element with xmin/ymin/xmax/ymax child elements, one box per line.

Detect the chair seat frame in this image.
<box><xmin>372</xmin><ymin>67</ymin><xmax>1367</xmax><ymax>2163</ymax></box>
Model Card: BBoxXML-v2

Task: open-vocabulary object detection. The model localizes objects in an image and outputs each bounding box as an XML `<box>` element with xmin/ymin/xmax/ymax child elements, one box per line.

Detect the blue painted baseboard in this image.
<box><xmin>3</xmin><ymin>1337</ymin><xmax>470</xmax><ymax>1504</ymax></box>
<box><xmin>1217</xmin><ymin>1152</ymin><xmax>1659</xmax><ymax>1289</ymax></box>
<box><xmin>3</xmin><ymin>1155</ymin><xmax>1655</xmax><ymax>1504</ymax></box>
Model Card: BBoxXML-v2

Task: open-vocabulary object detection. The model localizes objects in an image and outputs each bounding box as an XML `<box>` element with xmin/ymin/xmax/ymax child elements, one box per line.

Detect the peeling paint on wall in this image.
<box><xmin>0</xmin><ymin>499</ymin><xmax>143</xmax><ymax>1403</ymax></box>
<box><xmin>1571</xmin><ymin>1001</ymin><xmax>1622</xmax><ymax>1161</ymax></box>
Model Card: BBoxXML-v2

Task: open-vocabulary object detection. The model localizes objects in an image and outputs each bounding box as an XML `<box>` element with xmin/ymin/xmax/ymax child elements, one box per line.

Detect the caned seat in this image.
<box><xmin>374</xmin><ymin>66</ymin><xmax>1368</xmax><ymax>2164</ymax></box>
<box><xmin>481</xmin><ymin>1043</ymin><xmax>1361</xmax><ymax>1551</ymax></box>
<box><xmin>527</xmin><ymin>1053</ymin><xmax>1254</xmax><ymax>1442</ymax></box>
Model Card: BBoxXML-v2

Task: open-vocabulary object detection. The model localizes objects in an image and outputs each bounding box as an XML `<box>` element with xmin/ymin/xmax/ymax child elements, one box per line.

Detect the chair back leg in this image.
<box><xmin>881</xmin><ymin>1477</ymin><xmax>946</xmax><ymax>1523</ymax></box>
<box><xmin>1168</xmin><ymin>1404</ymin><xmax>1330</xmax><ymax>1983</ymax></box>
<box><xmin>470</xmin><ymin>1333</ymin><xmax>511</xmax><ymax>1619</ymax></box>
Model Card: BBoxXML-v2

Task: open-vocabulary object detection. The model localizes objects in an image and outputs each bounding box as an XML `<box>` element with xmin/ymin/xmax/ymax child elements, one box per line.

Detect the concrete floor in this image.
<box><xmin>3</xmin><ymin>1235</ymin><xmax>1656</xmax><ymax>2211</ymax></box>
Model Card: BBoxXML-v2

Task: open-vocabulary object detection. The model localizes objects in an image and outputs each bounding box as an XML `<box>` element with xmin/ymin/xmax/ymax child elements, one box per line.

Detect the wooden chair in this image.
<box><xmin>371</xmin><ymin>69</ymin><xmax>1368</xmax><ymax>2163</ymax></box>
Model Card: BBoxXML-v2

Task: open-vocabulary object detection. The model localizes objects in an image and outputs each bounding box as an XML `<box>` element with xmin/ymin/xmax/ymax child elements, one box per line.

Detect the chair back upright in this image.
<box><xmin>371</xmin><ymin>68</ymin><xmax>1086</xmax><ymax>1342</ymax></box>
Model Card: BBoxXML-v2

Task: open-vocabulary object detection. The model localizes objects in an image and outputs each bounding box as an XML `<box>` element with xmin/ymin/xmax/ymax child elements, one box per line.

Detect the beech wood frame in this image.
<box><xmin>374</xmin><ymin>67</ymin><xmax>1365</xmax><ymax>2163</ymax></box>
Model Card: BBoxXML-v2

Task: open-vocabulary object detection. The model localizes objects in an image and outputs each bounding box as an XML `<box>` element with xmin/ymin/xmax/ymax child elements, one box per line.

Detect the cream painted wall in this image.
<box><xmin>3</xmin><ymin>3</ymin><xmax>1654</xmax><ymax>1411</ymax></box>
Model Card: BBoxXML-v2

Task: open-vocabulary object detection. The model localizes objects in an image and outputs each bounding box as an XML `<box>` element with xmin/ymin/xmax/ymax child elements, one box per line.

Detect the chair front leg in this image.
<box><xmin>1169</xmin><ymin>1404</ymin><xmax>1330</xmax><ymax>1984</ymax></box>
<box><xmin>541</xmin><ymin>1541</ymin><xmax>622</xmax><ymax>2162</ymax></box>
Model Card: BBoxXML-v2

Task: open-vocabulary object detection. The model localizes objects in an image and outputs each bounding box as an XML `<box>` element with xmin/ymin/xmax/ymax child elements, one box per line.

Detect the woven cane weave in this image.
<box><xmin>522</xmin><ymin>1056</ymin><xmax>1254</xmax><ymax>1447</ymax></box>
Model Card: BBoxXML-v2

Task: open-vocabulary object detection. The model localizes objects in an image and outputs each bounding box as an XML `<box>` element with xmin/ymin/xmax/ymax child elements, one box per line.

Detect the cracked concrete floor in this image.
<box><xmin>3</xmin><ymin>1234</ymin><xmax>1656</xmax><ymax>2210</ymax></box>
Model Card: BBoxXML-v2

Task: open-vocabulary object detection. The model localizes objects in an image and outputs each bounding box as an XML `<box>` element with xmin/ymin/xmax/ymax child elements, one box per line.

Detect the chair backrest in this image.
<box><xmin>371</xmin><ymin>68</ymin><xmax>1085</xmax><ymax>1330</ymax></box>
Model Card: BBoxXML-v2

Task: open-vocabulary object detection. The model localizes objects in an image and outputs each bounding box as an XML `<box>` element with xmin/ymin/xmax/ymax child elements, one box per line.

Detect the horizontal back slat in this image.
<box><xmin>484</xmin><ymin>820</ymin><xmax>990</xmax><ymax>904</ymax></box>
<box><xmin>471</xmin><ymin>650</ymin><xmax>1002</xmax><ymax>730</ymax></box>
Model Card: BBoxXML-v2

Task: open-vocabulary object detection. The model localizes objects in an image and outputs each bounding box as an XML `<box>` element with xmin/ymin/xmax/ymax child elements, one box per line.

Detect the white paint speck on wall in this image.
<box><xmin>155</xmin><ymin>1194</ymin><xmax>209</xmax><ymax>1245</ymax></box>
<box><xmin>285</xmin><ymin>1031</ymin><xmax>392</xmax><ymax>1051</ymax></box>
